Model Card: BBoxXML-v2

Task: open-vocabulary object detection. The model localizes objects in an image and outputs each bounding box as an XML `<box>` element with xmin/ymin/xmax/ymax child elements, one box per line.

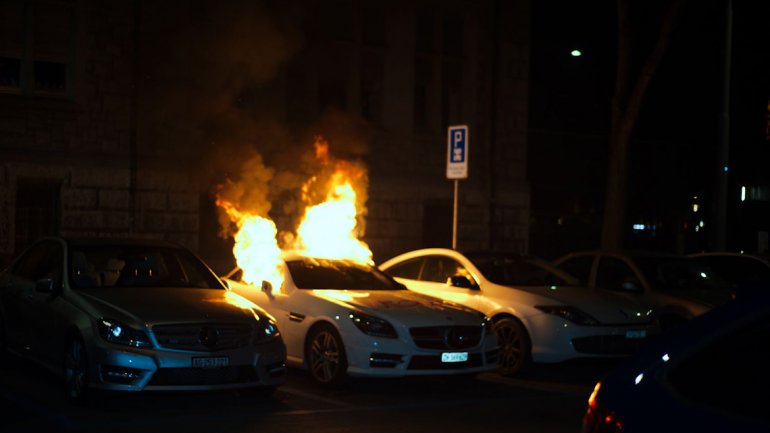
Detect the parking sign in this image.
<box><xmin>446</xmin><ymin>125</ymin><xmax>468</xmax><ymax>179</ymax></box>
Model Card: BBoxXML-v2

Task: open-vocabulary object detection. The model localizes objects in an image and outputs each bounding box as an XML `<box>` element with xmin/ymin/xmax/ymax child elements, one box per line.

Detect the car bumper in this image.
<box><xmin>87</xmin><ymin>338</ymin><xmax>287</xmax><ymax>392</ymax></box>
<box><xmin>527</xmin><ymin>315</ymin><xmax>660</xmax><ymax>363</ymax></box>
<box><xmin>341</xmin><ymin>331</ymin><xmax>500</xmax><ymax>377</ymax></box>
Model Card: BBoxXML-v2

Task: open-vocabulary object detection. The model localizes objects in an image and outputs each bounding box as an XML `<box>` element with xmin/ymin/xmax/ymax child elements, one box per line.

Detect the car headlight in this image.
<box><xmin>535</xmin><ymin>306</ymin><xmax>599</xmax><ymax>326</ymax></box>
<box><xmin>97</xmin><ymin>318</ymin><xmax>152</xmax><ymax>348</ymax></box>
<box><xmin>349</xmin><ymin>311</ymin><xmax>397</xmax><ymax>338</ymax></box>
<box><xmin>253</xmin><ymin>315</ymin><xmax>281</xmax><ymax>344</ymax></box>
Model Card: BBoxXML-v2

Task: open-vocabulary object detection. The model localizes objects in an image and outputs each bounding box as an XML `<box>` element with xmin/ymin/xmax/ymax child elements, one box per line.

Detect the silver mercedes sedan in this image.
<box><xmin>0</xmin><ymin>237</ymin><xmax>286</xmax><ymax>403</ymax></box>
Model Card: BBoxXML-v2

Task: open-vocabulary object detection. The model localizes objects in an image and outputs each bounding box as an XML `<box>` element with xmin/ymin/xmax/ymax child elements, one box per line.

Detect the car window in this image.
<box><xmin>385</xmin><ymin>257</ymin><xmax>424</xmax><ymax>279</ymax></box>
<box><xmin>694</xmin><ymin>256</ymin><xmax>770</xmax><ymax>287</ymax></box>
<box><xmin>667</xmin><ymin>313</ymin><xmax>770</xmax><ymax>423</ymax></box>
<box><xmin>12</xmin><ymin>241</ymin><xmax>63</xmax><ymax>284</ymax></box>
<box><xmin>596</xmin><ymin>257</ymin><xmax>640</xmax><ymax>292</ymax></box>
<box><xmin>635</xmin><ymin>256</ymin><xmax>729</xmax><ymax>293</ymax></box>
<box><xmin>287</xmin><ymin>259</ymin><xmax>405</xmax><ymax>291</ymax></box>
<box><xmin>556</xmin><ymin>255</ymin><xmax>593</xmax><ymax>285</ymax></box>
<box><xmin>69</xmin><ymin>245</ymin><xmax>223</xmax><ymax>289</ymax></box>
<box><xmin>467</xmin><ymin>253</ymin><xmax>578</xmax><ymax>286</ymax></box>
<box><xmin>421</xmin><ymin>256</ymin><xmax>470</xmax><ymax>283</ymax></box>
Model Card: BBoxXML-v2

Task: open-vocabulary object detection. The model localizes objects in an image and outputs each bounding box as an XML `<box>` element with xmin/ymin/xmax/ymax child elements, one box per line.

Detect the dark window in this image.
<box><xmin>467</xmin><ymin>253</ymin><xmax>578</xmax><ymax>287</ymax></box>
<box><xmin>360</xmin><ymin>51</ymin><xmax>384</xmax><ymax>123</ymax></box>
<box><xmin>556</xmin><ymin>255</ymin><xmax>594</xmax><ymax>285</ymax></box>
<box><xmin>596</xmin><ymin>257</ymin><xmax>639</xmax><ymax>292</ymax></box>
<box><xmin>422</xmin><ymin>202</ymin><xmax>451</xmax><ymax>248</ymax></box>
<box><xmin>287</xmin><ymin>259</ymin><xmax>403</xmax><ymax>291</ymax></box>
<box><xmin>320</xmin><ymin>0</ymin><xmax>354</xmax><ymax>42</ymax></box>
<box><xmin>413</xmin><ymin>57</ymin><xmax>433</xmax><ymax>130</ymax></box>
<box><xmin>694</xmin><ymin>255</ymin><xmax>770</xmax><ymax>287</ymax></box>
<box><xmin>69</xmin><ymin>244</ymin><xmax>223</xmax><ymax>289</ymax></box>
<box><xmin>14</xmin><ymin>179</ymin><xmax>61</xmax><ymax>255</ymax></box>
<box><xmin>318</xmin><ymin>52</ymin><xmax>349</xmax><ymax>112</ymax></box>
<box><xmin>385</xmin><ymin>257</ymin><xmax>424</xmax><ymax>280</ymax></box>
<box><xmin>415</xmin><ymin>12</ymin><xmax>434</xmax><ymax>53</ymax></box>
<box><xmin>362</xmin><ymin>5</ymin><xmax>385</xmax><ymax>46</ymax></box>
<box><xmin>441</xmin><ymin>58</ymin><xmax>463</xmax><ymax>129</ymax></box>
<box><xmin>0</xmin><ymin>1</ymin><xmax>74</xmax><ymax>96</ymax></box>
<box><xmin>635</xmin><ymin>257</ymin><xmax>730</xmax><ymax>293</ymax></box>
<box><xmin>420</xmin><ymin>256</ymin><xmax>466</xmax><ymax>283</ymax></box>
<box><xmin>12</xmin><ymin>240</ymin><xmax>63</xmax><ymax>283</ymax></box>
<box><xmin>442</xmin><ymin>14</ymin><xmax>463</xmax><ymax>56</ymax></box>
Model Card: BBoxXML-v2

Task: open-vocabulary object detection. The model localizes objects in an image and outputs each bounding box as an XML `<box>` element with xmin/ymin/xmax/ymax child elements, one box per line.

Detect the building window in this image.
<box><xmin>415</xmin><ymin>11</ymin><xmax>434</xmax><ymax>53</ymax></box>
<box><xmin>14</xmin><ymin>179</ymin><xmax>61</xmax><ymax>255</ymax></box>
<box><xmin>414</xmin><ymin>57</ymin><xmax>433</xmax><ymax>131</ymax></box>
<box><xmin>0</xmin><ymin>0</ymin><xmax>74</xmax><ymax>97</ymax></box>
<box><xmin>422</xmin><ymin>202</ymin><xmax>451</xmax><ymax>248</ymax></box>
<box><xmin>441</xmin><ymin>58</ymin><xmax>463</xmax><ymax>129</ymax></box>
<box><xmin>362</xmin><ymin>5</ymin><xmax>386</xmax><ymax>47</ymax></box>
<box><xmin>360</xmin><ymin>51</ymin><xmax>383</xmax><ymax>124</ymax></box>
<box><xmin>442</xmin><ymin>14</ymin><xmax>464</xmax><ymax>56</ymax></box>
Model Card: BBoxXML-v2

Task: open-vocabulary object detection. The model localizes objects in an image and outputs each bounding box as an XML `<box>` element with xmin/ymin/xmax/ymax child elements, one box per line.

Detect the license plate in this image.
<box><xmin>192</xmin><ymin>356</ymin><xmax>230</xmax><ymax>369</ymax></box>
<box><xmin>625</xmin><ymin>330</ymin><xmax>646</xmax><ymax>339</ymax></box>
<box><xmin>441</xmin><ymin>352</ymin><xmax>469</xmax><ymax>363</ymax></box>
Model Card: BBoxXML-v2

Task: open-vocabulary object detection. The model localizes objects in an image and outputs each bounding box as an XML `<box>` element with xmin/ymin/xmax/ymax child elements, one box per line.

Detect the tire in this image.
<box><xmin>494</xmin><ymin>317</ymin><xmax>531</xmax><ymax>376</ymax></box>
<box><xmin>306</xmin><ymin>323</ymin><xmax>348</xmax><ymax>386</ymax></box>
<box><xmin>63</xmin><ymin>336</ymin><xmax>90</xmax><ymax>404</ymax></box>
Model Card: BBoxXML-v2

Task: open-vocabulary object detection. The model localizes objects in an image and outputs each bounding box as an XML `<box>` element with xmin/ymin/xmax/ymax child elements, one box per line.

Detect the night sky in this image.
<box><xmin>528</xmin><ymin>0</ymin><xmax>770</xmax><ymax>256</ymax></box>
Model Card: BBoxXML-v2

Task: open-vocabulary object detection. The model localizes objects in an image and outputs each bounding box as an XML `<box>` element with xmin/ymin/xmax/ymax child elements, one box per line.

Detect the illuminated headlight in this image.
<box><xmin>96</xmin><ymin>318</ymin><xmax>152</xmax><ymax>348</ymax></box>
<box><xmin>535</xmin><ymin>306</ymin><xmax>599</xmax><ymax>326</ymax></box>
<box><xmin>349</xmin><ymin>311</ymin><xmax>397</xmax><ymax>338</ymax></box>
<box><xmin>254</xmin><ymin>316</ymin><xmax>281</xmax><ymax>344</ymax></box>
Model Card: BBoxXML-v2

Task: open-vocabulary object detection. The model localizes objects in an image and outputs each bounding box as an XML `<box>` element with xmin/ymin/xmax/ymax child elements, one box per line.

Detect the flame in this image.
<box><xmin>216</xmin><ymin>197</ymin><xmax>284</xmax><ymax>290</ymax></box>
<box><xmin>216</xmin><ymin>135</ymin><xmax>373</xmax><ymax>289</ymax></box>
<box><xmin>294</xmin><ymin>172</ymin><xmax>373</xmax><ymax>264</ymax></box>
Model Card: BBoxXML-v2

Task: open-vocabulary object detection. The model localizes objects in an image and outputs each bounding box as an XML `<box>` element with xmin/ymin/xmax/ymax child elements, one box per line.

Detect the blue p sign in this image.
<box><xmin>447</xmin><ymin>125</ymin><xmax>468</xmax><ymax>179</ymax></box>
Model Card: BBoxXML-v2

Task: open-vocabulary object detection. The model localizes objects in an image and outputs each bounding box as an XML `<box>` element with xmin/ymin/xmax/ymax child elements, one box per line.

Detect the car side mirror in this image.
<box><xmin>447</xmin><ymin>275</ymin><xmax>476</xmax><ymax>290</ymax></box>
<box><xmin>35</xmin><ymin>278</ymin><xmax>57</xmax><ymax>293</ymax></box>
<box><xmin>261</xmin><ymin>280</ymin><xmax>274</xmax><ymax>297</ymax></box>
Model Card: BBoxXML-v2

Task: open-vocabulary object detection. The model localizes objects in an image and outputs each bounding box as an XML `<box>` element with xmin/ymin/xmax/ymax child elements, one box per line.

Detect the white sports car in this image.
<box><xmin>223</xmin><ymin>252</ymin><xmax>499</xmax><ymax>385</ymax></box>
<box><xmin>379</xmin><ymin>249</ymin><xmax>661</xmax><ymax>376</ymax></box>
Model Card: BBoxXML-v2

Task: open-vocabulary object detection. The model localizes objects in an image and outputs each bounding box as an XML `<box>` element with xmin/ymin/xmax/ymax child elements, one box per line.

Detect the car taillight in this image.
<box><xmin>582</xmin><ymin>382</ymin><xmax>623</xmax><ymax>433</ymax></box>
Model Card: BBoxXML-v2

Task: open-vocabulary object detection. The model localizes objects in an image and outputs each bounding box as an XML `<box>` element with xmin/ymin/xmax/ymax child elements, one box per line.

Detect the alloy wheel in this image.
<box><xmin>307</xmin><ymin>326</ymin><xmax>347</xmax><ymax>385</ymax></box>
<box><xmin>64</xmin><ymin>337</ymin><xmax>89</xmax><ymax>403</ymax></box>
<box><xmin>495</xmin><ymin>318</ymin><xmax>530</xmax><ymax>376</ymax></box>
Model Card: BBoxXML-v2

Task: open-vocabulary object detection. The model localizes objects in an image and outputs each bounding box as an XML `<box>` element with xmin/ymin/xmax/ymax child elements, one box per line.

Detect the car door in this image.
<box><xmin>401</xmin><ymin>255</ymin><xmax>481</xmax><ymax>310</ymax></box>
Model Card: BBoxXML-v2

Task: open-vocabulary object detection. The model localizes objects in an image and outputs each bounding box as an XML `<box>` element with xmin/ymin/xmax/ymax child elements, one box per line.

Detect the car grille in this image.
<box><xmin>572</xmin><ymin>335</ymin><xmax>649</xmax><ymax>355</ymax></box>
<box><xmin>152</xmin><ymin>323</ymin><xmax>253</xmax><ymax>351</ymax></box>
<box><xmin>148</xmin><ymin>366</ymin><xmax>259</xmax><ymax>386</ymax></box>
<box><xmin>407</xmin><ymin>353</ymin><xmax>483</xmax><ymax>370</ymax></box>
<box><xmin>409</xmin><ymin>326</ymin><xmax>483</xmax><ymax>350</ymax></box>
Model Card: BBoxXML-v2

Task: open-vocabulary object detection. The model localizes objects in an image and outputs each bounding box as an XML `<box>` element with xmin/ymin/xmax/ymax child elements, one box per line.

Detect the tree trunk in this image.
<box><xmin>601</xmin><ymin>0</ymin><xmax>685</xmax><ymax>249</ymax></box>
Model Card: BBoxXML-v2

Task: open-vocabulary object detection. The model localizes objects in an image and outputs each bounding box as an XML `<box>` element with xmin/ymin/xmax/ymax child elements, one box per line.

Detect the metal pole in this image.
<box><xmin>452</xmin><ymin>179</ymin><xmax>459</xmax><ymax>249</ymax></box>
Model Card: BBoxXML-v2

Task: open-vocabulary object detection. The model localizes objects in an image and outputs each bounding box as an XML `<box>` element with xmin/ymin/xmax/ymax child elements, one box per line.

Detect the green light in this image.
<box><xmin>571</xmin><ymin>50</ymin><xmax>582</xmax><ymax>57</ymax></box>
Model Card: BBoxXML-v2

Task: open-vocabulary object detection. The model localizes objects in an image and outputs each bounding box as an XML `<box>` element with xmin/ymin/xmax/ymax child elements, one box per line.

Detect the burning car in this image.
<box><xmin>0</xmin><ymin>237</ymin><xmax>286</xmax><ymax>403</ymax></box>
<box><xmin>223</xmin><ymin>251</ymin><xmax>500</xmax><ymax>386</ymax></box>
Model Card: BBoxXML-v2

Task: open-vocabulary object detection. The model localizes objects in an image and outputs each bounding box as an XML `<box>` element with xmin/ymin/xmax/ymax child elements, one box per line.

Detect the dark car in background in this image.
<box><xmin>0</xmin><ymin>237</ymin><xmax>286</xmax><ymax>403</ymax></box>
<box><xmin>582</xmin><ymin>288</ymin><xmax>770</xmax><ymax>433</ymax></box>
<box><xmin>554</xmin><ymin>250</ymin><xmax>734</xmax><ymax>330</ymax></box>
<box><xmin>689</xmin><ymin>251</ymin><xmax>770</xmax><ymax>288</ymax></box>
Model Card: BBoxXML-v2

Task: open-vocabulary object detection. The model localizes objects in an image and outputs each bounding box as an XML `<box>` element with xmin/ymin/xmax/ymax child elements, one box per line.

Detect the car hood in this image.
<box><xmin>509</xmin><ymin>284</ymin><xmax>654</xmax><ymax>325</ymax></box>
<box><xmin>310</xmin><ymin>289</ymin><xmax>484</xmax><ymax>327</ymax></box>
<box><xmin>76</xmin><ymin>287</ymin><xmax>263</xmax><ymax>327</ymax></box>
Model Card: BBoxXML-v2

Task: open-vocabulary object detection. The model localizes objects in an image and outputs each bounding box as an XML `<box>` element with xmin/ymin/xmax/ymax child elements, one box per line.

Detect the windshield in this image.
<box><xmin>287</xmin><ymin>258</ymin><xmax>405</xmax><ymax>291</ymax></box>
<box><xmin>466</xmin><ymin>252</ymin><xmax>580</xmax><ymax>286</ymax></box>
<box><xmin>635</xmin><ymin>256</ymin><xmax>730</xmax><ymax>293</ymax></box>
<box><xmin>69</xmin><ymin>245</ymin><xmax>224</xmax><ymax>289</ymax></box>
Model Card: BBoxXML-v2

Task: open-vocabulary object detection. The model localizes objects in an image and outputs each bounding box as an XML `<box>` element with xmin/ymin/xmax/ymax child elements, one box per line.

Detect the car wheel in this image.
<box><xmin>494</xmin><ymin>317</ymin><xmax>531</xmax><ymax>376</ymax></box>
<box><xmin>306</xmin><ymin>323</ymin><xmax>348</xmax><ymax>386</ymax></box>
<box><xmin>63</xmin><ymin>336</ymin><xmax>90</xmax><ymax>404</ymax></box>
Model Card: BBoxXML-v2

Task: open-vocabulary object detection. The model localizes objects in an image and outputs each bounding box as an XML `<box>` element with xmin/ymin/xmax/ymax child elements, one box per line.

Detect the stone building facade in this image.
<box><xmin>0</xmin><ymin>0</ymin><xmax>529</xmax><ymax>267</ymax></box>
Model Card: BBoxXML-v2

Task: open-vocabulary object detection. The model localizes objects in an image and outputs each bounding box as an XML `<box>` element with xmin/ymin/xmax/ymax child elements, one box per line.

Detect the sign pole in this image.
<box><xmin>446</xmin><ymin>124</ymin><xmax>468</xmax><ymax>251</ymax></box>
<box><xmin>452</xmin><ymin>179</ymin><xmax>459</xmax><ymax>249</ymax></box>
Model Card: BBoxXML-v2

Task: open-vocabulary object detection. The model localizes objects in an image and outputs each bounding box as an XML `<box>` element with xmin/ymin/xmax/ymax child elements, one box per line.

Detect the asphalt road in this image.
<box><xmin>0</xmin><ymin>355</ymin><xmax>621</xmax><ymax>433</ymax></box>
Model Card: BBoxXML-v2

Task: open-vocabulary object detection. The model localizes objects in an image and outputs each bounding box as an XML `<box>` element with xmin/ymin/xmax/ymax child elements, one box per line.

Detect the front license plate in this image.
<box><xmin>441</xmin><ymin>352</ymin><xmax>469</xmax><ymax>363</ymax></box>
<box><xmin>625</xmin><ymin>330</ymin><xmax>646</xmax><ymax>339</ymax></box>
<box><xmin>192</xmin><ymin>356</ymin><xmax>230</xmax><ymax>369</ymax></box>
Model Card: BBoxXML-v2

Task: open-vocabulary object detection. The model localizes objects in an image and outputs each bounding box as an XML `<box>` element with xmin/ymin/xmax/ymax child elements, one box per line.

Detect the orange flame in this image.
<box><xmin>294</xmin><ymin>172</ymin><xmax>373</xmax><ymax>264</ymax></box>
<box><xmin>216</xmin><ymin>197</ymin><xmax>284</xmax><ymax>289</ymax></box>
<box><xmin>216</xmin><ymin>135</ymin><xmax>372</xmax><ymax>288</ymax></box>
